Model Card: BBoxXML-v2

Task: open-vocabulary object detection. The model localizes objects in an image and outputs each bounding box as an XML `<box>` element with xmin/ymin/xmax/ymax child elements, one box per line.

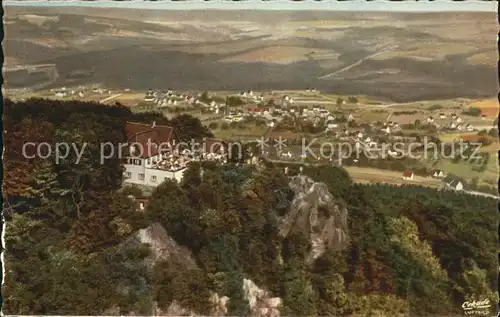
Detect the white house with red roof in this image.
<box><xmin>123</xmin><ymin>121</ymin><xmax>186</xmax><ymax>187</ymax></box>
<box><xmin>402</xmin><ymin>170</ymin><xmax>414</xmax><ymax>181</ymax></box>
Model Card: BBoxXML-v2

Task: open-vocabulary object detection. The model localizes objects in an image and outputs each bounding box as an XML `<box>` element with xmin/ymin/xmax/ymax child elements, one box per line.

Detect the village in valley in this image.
<box><xmin>7</xmin><ymin>84</ymin><xmax>499</xmax><ymax>202</ymax></box>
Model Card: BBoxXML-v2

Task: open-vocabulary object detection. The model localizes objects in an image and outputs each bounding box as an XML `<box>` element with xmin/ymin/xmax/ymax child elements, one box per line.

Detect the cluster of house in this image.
<box><xmin>224</xmin><ymin>110</ymin><xmax>247</xmax><ymax>123</ymax></box>
<box><xmin>401</xmin><ymin>169</ymin><xmax>464</xmax><ymax>190</ymax></box>
<box><xmin>51</xmin><ymin>86</ymin><xmax>112</xmax><ymax>98</ymax></box>
<box><xmin>222</xmin><ymin>107</ymin><xmax>276</xmax><ymax>126</ymax></box>
<box><xmin>306</xmin><ymin>88</ymin><xmax>319</xmax><ymax>93</ymax></box>
<box><xmin>380</xmin><ymin>121</ymin><xmax>402</xmax><ymax>134</ymax></box>
<box><xmin>222</xmin><ymin>105</ymin><xmax>345</xmax><ymax>130</ymax></box>
<box><xmin>424</xmin><ymin>113</ymin><xmax>477</xmax><ymax>132</ymax></box>
<box><xmin>123</xmin><ymin>121</ymin><xmax>228</xmax><ymax>188</ymax></box>
<box><xmin>144</xmin><ymin>89</ymin><xmax>188</xmax><ymax>106</ymax></box>
<box><xmin>143</xmin><ymin>89</ymin><xmax>235</xmax><ymax>110</ymax></box>
<box><xmin>239</xmin><ymin>90</ymin><xmax>265</xmax><ymax>102</ymax></box>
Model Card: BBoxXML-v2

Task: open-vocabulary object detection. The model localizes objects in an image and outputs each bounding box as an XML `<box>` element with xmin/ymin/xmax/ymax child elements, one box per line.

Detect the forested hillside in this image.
<box><xmin>1</xmin><ymin>99</ymin><xmax>498</xmax><ymax>316</ymax></box>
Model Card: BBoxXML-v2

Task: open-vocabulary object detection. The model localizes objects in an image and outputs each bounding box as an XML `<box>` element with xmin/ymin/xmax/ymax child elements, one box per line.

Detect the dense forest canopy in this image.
<box><xmin>1</xmin><ymin>98</ymin><xmax>498</xmax><ymax>316</ymax></box>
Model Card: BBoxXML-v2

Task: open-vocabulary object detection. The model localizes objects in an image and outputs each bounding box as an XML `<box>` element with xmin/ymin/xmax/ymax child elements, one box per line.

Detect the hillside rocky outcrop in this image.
<box><xmin>112</xmin><ymin>175</ymin><xmax>349</xmax><ymax>316</ymax></box>
<box><xmin>243</xmin><ymin>278</ymin><xmax>282</xmax><ymax>317</ymax></box>
<box><xmin>125</xmin><ymin>222</ymin><xmax>198</xmax><ymax>270</ymax></box>
<box><xmin>117</xmin><ymin>223</ymin><xmax>282</xmax><ymax>317</ymax></box>
<box><xmin>279</xmin><ymin>175</ymin><xmax>349</xmax><ymax>263</ymax></box>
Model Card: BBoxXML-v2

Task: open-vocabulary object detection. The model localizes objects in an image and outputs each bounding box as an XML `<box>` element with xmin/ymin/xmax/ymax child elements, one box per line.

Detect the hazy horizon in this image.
<box><xmin>3</xmin><ymin>0</ymin><xmax>497</xmax><ymax>12</ymax></box>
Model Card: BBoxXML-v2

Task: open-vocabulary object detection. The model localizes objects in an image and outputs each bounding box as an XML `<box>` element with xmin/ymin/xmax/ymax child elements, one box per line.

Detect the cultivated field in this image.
<box><xmin>4</xmin><ymin>7</ymin><xmax>497</xmax><ymax>102</ymax></box>
<box><xmin>344</xmin><ymin>166</ymin><xmax>442</xmax><ymax>187</ymax></box>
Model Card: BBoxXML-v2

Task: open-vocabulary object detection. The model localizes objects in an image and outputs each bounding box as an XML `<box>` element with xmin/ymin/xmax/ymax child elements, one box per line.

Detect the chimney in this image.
<box><xmin>152</xmin><ymin>121</ymin><xmax>156</xmax><ymax>128</ymax></box>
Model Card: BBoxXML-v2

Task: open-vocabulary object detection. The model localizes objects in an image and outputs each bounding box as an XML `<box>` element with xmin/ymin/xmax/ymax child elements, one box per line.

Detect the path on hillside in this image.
<box><xmin>319</xmin><ymin>46</ymin><xmax>395</xmax><ymax>79</ymax></box>
<box><xmin>3</xmin><ymin>64</ymin><xmax>57</xmax><ymax>72</ymax></box>
<box><xmin>100</xmin><ymin>93</ymin><xmax>123</xmax><ymax>104</ymax></box>
<box><xmin>386</xmin><ymin>112</ymin><xmax>393</xmax><ymax>122</ymax></box>
<box><xmin>464</xmin><ymin>190</ymin><xmax>500</xmax><ymax>200</ymax></box>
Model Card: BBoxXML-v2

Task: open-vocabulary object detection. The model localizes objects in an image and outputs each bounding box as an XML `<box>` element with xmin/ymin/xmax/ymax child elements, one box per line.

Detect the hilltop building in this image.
<box><xmin>123</xmin><ymin>121</ymin><xmax>185</xmax><ymax>187</ymax></box>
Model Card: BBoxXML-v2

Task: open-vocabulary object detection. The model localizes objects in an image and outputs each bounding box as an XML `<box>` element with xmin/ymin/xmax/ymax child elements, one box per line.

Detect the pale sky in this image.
<box><xmin>3</xmin><ymin>0</ymin><xmax>497</xmax><ymax>12</ymax></box>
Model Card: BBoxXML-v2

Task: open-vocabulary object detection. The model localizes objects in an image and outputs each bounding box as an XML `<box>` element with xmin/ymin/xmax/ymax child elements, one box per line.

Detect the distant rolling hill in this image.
<box><xmin>4</xmin><ymin>7</ymin><xmax>497</xmax><ymax>101</ymax></box>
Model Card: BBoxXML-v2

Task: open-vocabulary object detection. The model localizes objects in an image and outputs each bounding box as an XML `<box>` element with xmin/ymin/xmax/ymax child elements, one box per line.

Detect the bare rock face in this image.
<box><xmin>279</xmin><ymin>175</ymin><xmax>349</xmax><ymax>263</ymax></box>
<box><xmin>128</xmin><ymin>222</ymin><xmax>198</xmax><ymax>270</ymax></box>
<box><xmin>150</xmin><ymin>294</ymin><xmax>229</xmax><ymax>317</ymax></box>
<box><xmin>118</xmin><ymin>223</ymin><xmax>201</xmax><ymax>316</ymax></box>
<box><xmin>210</xmin><ymin>292</ymin><xmax>230</xmax><ymax>316</ymax></box>
<box><xmin>243</xmin><ymin>278</ymin><xmax>282</xmax><ymax>317</ymax></box>
<box><xmin>111</xmin><ymin>221</ymin><xmax>295</xmax><ymax>317</ymax></box>
<box><xmin>148</xmin><ymin>300</ymin><xmax>197</xmax><ymax>317</ymax></box>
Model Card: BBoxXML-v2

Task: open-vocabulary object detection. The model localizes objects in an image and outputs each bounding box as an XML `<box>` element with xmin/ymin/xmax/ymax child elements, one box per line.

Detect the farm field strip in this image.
<box><xmin>344</xmin><ymin>166</ymin><xmax>441</xmax><ymax>187</ymax></box>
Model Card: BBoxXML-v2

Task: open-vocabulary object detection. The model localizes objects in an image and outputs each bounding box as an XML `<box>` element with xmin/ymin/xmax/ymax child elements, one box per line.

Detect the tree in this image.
<box><xmin>336</xmin><ymin>98</ymin><xmax>344</xmax><ymax>107</ymax></box>
<box><xmin>462</xmin><ymin>107</ymin><xmax>481</xmax><ymax>117</ymax></box>
<box><xmin>200</xmin><ymin>91</ymin><xmax>211</xmax><ymax>103</ymax></box>
<box><xmin>266</xmin><ymin>99</ymin><xmax>276</xmax><ymax>107</ymax></box>
<box><xmin>154</xmin><ymin>261</ymin><xmax>212</xmax><ymax>314</ymax></box>
<box><xmin>147</xmin><ymin>179</ymin><xmax>205</xmax><ymax>251</ymax></box>
<box><xmin>282</xmin><ymin>261</ymin><xmax>317</xmax><ymax>317</ymax></box>
<box><xmin>487</xmin><ymin>128</ymin><xmax>498</xmax><ymax>138</ymax></box>
<box><xmin>208</xmin><ymin>122</ymin><xmax>219</xmax><ymax>130</ymax></box>
<box><xmin>226</xmin><ymin>96</ymin><xmax>244</xmax><ymax>107</ymax></box>
<box><xmin>169</xmin><ymin>114</ymin><xmax>214</xmax><ymax>142</ymax></box>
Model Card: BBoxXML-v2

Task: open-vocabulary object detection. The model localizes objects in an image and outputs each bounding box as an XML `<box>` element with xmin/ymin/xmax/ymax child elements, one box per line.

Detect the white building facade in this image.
<box><xmin>123</xmin><ymin>122</ymin><xmax>185</xmax><ymax>187</ymax></box>
<box><xmin>123</xmin><ymin>159</ymin><xmax>186</xmax><ymax>187</ymax></box>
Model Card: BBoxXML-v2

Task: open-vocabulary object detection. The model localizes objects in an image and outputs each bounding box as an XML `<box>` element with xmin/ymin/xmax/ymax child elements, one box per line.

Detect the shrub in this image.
<box><xmin>208</xmin><ymin>122</ymin><xmax>219</xmax><ymax>130</ymax></box>
<box><xmin>462</xmin><ymin>107</ymin><xmax>481</xmax><ymax>117</ymax></box>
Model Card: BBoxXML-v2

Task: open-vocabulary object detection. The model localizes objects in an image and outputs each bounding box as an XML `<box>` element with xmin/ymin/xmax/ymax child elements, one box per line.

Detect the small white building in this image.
<box><xmin>446</xmin><ymin>180</ymin><xmax>464</xmax><ymax>191</ymax></box>
<box><xmin>432</xmin><ymin>170</ymin><xmax>445</xmax><ymax>178</ymax></box>
<box><xmin>402</xmin><ymin>170</ymin><xmax>414</xmax><ymax>181</ymax></box>
<box><xmin>326</xmin><ymin>122</ymin><xmax>338</xmax><ymax>130</ymax></box>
